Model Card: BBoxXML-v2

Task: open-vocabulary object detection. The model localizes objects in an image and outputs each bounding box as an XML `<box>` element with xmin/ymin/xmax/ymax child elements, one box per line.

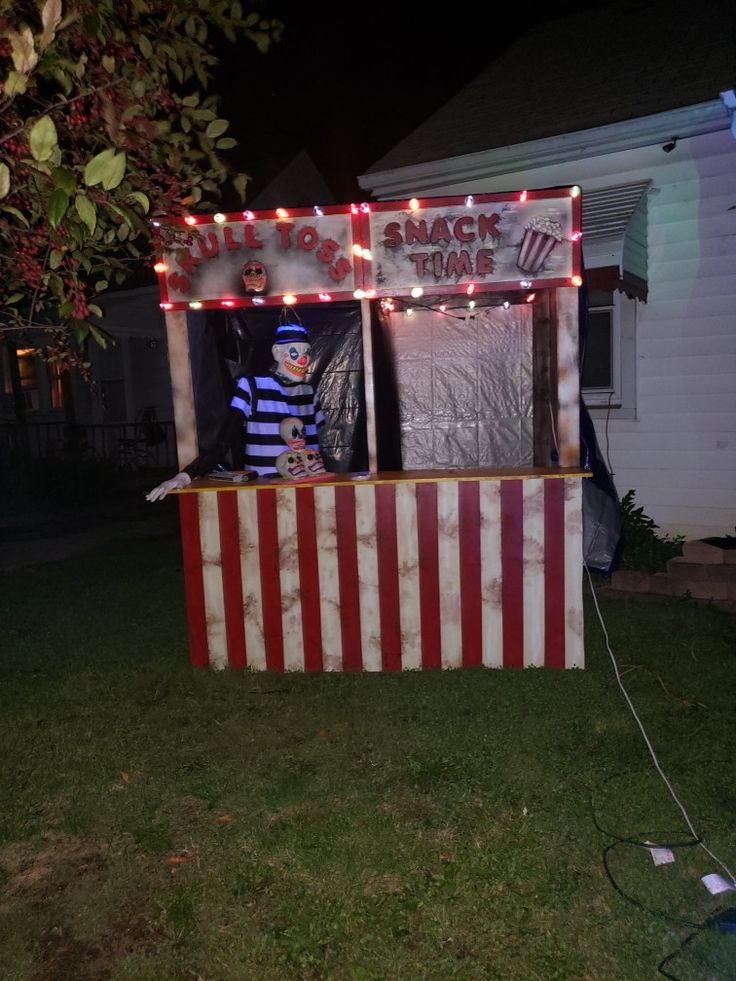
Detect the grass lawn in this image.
<box><xmin>1</xmin><ymin>528</ymin><xmax>735</xmax><ymax>980</ymax></box>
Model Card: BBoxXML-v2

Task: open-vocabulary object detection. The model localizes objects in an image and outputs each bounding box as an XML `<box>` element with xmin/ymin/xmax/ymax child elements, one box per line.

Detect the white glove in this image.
<box><xmin>145</xmin><ymin>471</ymin><xmax>192</xmax><ymax>502</ymax></box>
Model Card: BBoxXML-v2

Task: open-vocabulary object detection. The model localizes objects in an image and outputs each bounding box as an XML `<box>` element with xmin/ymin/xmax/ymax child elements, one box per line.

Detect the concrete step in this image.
<box><xmin>666</xmin><ymin>557</ymin><xmax>736</xmax><ymax>582</ymax></box>
<box><xmin>682</xmin><ymin>540</ymin><xmax>735</xmax><ymax>564</ymax></box>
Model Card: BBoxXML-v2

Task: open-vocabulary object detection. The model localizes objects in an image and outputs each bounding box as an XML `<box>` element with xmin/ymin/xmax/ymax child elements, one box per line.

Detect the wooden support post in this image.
<box><xmin>360</xmin><ymin>297</ymin><xmax>378</xmax><ymax>472</ymax></box>
<box><xmin>164</xmin><ymin>310</ymin><xmax>198</xmax><ymax>469</ymax></box>
<box><xmin>555</xmin><ymin>287</ymin><xmax>580</xmax><ymax>468</ymax></box>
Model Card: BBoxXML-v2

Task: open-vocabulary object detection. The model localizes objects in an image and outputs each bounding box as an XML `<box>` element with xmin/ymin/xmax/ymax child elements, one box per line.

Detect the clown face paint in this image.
<box><xmin>301</xmin><ymin>449</ymin><xmax>326</xmax><ymax>475</ymax></box>
<box><xmin>275</xmin><ymin>450</ymin><xmax>308</xmax><ymax>480</ymax></box>
<box><xmin>242</xmin><ymin>260</ymin><xmax>267</xmax><ymax>294</ymax></box>
<box><xmin>280</xmin><ymin>416</ymin><xmax>306</xmax><ymax>452</ymax></box>
<box><xmin>272</xmin><ymin>341</ymin><xmax>311</xmax><ymax>381</ymax></box>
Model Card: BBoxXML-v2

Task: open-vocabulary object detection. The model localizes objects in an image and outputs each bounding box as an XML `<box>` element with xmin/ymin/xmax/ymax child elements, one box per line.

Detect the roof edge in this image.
<box><xmin>359</xmin><ymin>100</ymin><xmax>729</xmax><ymax>198</ymax></box>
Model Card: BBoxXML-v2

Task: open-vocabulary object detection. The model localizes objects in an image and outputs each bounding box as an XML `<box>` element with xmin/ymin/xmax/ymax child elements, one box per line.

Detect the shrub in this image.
<box><xmin>619</xmin><ymin>489</ymin><xmax>684</xmax><ymax>573</ymax></box>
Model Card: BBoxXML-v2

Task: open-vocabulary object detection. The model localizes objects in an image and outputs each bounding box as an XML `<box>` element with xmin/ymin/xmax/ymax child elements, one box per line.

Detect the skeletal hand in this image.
<box><xmin>145</xmin><ymin>471</ymin><xmax>192</xmax><ymax>502</ymax></box>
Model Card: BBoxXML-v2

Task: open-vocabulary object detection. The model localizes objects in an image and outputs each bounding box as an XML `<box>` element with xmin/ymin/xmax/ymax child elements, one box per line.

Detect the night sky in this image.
<box><xmin>216</xmin><ymin>2</ymin><xmax>608</xmax><ymax>206</ymax></box>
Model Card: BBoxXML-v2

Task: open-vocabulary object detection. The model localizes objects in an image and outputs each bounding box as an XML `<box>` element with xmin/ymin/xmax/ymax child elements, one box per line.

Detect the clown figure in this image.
<box><xmin>147</xmin><ymin>322</ymin><xmax>326</xmax><ymax>499</ymax></box>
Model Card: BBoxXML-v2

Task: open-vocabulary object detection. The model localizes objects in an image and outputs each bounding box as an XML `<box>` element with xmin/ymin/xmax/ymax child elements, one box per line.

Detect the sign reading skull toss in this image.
<box><xmin>158</xmin><ymin>208</ymin><xmax>360</xmax><ymax>309</ymax></box>
<box><xmin>155</xmin><ymin>191</ymin><xmax>581</xmax><ymax>310</ymax></box>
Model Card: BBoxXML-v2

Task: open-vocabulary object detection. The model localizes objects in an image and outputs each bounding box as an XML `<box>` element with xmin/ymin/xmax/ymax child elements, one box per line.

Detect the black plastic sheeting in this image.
<box><xmin>578</xmin><ymin>271</ymin><xmax>623</xmax><ymax>575</ymax></box>
<box><xmin>186</xmin><ymin>303</ymin><xmax>368</xmax><ymax>473</ymax></box>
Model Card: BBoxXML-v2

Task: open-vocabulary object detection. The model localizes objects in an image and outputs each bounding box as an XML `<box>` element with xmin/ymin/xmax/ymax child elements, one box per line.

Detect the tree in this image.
<box><xmin>0</xmin><ymin>0</ymin><xmax>281</xmax><ymax>375</ymax></box>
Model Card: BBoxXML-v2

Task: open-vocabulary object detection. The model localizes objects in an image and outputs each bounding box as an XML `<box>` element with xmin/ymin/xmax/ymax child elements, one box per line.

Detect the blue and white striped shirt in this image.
<box><xmin>231</xmin><ymin>373</ymin><xmax>325</xmax><ymax>475</ymax></box>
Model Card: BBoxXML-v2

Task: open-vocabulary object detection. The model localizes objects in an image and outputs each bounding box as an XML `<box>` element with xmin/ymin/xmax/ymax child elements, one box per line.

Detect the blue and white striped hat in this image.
<box><xmin>274</xmin><ymin>323</ymin><xmax>309</xmax><ymax>345</ymax></box>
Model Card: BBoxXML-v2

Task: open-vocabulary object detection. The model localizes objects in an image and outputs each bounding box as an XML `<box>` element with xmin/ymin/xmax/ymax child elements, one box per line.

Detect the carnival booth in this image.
<box><xmin>154</xmin><ymin>189</ymin><xmax>589</xmax><ymax>672</ymax></box>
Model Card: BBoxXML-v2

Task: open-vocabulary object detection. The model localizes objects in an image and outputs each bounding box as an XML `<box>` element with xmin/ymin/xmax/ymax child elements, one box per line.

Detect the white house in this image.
<box><xmin>359</xmin><ymin>0</ymin><xmax>736</xmax><ymax>540</ymax></box>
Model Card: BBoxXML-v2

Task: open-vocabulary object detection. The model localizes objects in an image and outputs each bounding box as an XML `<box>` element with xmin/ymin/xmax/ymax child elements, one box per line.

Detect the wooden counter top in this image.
<box><xmin>176</xmin><ymin>467</ymin><xmax>592</xmax><ymax>493</ymax></box>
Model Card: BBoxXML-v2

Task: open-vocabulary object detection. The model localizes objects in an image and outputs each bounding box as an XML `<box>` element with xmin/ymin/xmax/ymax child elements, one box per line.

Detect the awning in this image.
<box><xmin>582</xmin><ymin>180</ymin><xmax>650</xmax><ymax>300</ymax></box>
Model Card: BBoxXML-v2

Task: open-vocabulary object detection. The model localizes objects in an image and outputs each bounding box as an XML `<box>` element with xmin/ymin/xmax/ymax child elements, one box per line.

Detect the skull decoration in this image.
<box><xmin>275</xmin><ymin>450</ymin><xmax>307</xmax><ymax>480</ymax></box>
<box><xmin>242</xmin><ymin>260</ymin><xmax>267</xmax><ymax>295</ymax></box>
<box><xmin>301</xmin><ymin>449</ymin><xmax>326</xmax><ymax>475</ymax></box>
<box><xmin>280</xmin><ymin>416</ymin><xmax>306</xmax><ymax>452</ymax></box>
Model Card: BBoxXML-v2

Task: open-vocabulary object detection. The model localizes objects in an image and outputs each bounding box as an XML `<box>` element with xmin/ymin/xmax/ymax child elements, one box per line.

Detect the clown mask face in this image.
<box><xmin>280</xmin><ymin>416</ymin><xmax>306</xmax><ymax>452</ymax></box>
<box><xmin>242</xmin><ymin>260</ymin><xmax>267</xmax><ymax>294</ymax></box>
<box><xmin>272</xmin><ymin>341</ymin><xmax>310</xmax><ymax>381</ymax></box>
<box><xmin>301</xmin><ymin>449</ymin><xmax>326</xmax><ymax>475</ymax></box>
<box><xmin>275</xmin><ymin>450</ymin><xmax>307</xmax><ymax>480</ymax></box>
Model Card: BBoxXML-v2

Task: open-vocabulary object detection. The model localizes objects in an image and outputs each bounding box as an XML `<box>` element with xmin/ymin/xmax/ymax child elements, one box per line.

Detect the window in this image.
<box><xmin>581</xmin><ymin>289</ymin><xmax>637</xmax><ymax>414</ymax></box>
<box><xmin>15</xmin><ymin>348</ymin><xmax>41</xmax><ymax>411</ymax></box>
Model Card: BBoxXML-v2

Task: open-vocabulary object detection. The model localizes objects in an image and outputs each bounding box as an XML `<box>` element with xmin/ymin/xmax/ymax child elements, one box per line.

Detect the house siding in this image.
<box><xmin>368</xmin><ymin>130</ymin><xmax>736</xmax><ymax>538</ymax></box>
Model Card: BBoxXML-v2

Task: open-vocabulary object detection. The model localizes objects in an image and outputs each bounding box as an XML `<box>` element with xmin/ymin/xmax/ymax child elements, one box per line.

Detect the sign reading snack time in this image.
<box><xmin>155</xmin><ymin>190</ymin><xmax>581</xmax><ymax>310</ymax></box>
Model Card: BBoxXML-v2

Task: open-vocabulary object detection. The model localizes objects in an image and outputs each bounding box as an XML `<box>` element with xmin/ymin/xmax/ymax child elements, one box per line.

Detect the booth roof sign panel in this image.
<box><xmin>155</xmin><ymin>191</ymin><xmax>581</xmax><ymax>310</ymax></box>
<box><xmin>365</xmin><ymin>191</ymin><xmax>580</xmax><ymax>297</ymax></box>
<box><xmin>158</xmin><ymin>209</ymin><xmax>359</xmax><ymax>309</ymax></box>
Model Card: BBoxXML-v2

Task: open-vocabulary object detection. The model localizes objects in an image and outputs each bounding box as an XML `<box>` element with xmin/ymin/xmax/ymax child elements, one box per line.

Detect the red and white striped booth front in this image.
<box><xmin>177</xmin><ymin>469</ymin><xmax>587</xmax><ymax>672</ymax></box>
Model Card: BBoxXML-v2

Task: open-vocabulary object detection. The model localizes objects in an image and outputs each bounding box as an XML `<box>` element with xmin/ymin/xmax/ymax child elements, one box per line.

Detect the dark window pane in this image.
<box><xmin>582</xmin><ymin>310</ymin><xmax>612</xmax><ymax>388</ymax></box>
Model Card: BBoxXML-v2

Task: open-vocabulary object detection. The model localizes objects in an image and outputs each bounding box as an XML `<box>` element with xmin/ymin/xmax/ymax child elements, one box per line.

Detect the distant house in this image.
<box><xmin>359</xmin><ymin>0</ymin><xmax>736</xmax><ymax>540</ymax></box>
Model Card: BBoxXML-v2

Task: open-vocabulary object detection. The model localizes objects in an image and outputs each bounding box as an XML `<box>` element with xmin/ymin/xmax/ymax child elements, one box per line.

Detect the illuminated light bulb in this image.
<box><xmin>520</xmin><ymin>190</ymin><xmax>528</xmax><ymax>202</ymax></box>
<box><xmin>184</xmin><ymin>215</ymin><xmax>196</xmax><ymax>225</ymax></box>
<box><xmin>571</xmin><ymin>275</ymin><xmax>583</xmax><ymax>287</ymax></box>
<box><xmin>380</xmin><ymin>298</ymin><xmax>395</xmax><ymax>314</ymax></box>
<box><xmin>468</xmin><ymin>299</ymin><xmax>476</xmax><ymax>310</ymax></box>
<box><xmin>221</xmin><ymin>300</ymin><xmax>235</xmax><ymax>307</ymax></box>
<box><xmin>408</xmin><ymin>198</ymin><xmax>419</xmax><ymax>211</ymax></box>
<box><xmin>242</xmin><ymin>210</ymin><xmax>255</xmax><ymax>220</ymax></box>
<box><xmin>159</xmin><ymin>302</ymin><xmax>173</xmax><ymax>310</ymax></box>
<box><xmin>503</xmin><ymin>301</ymin><xmax>510</xmax><ymax>310</ymax></box>
<box><xmin>189</xmin><ymin>300</ymin><xmax>202</xmax><ymax>309</ymax></box>
<box><xmin>283</xmin><ymin>294</ymin><xmax>297</xmax><ymax>305</ymax></box>
<box><xmin>213</xmin><ymin>213</ymin><xmax>226</xmax><ymax>223</ymax></box>
<box><xmin>360</xmin><ymin>202</ymin><xmax>371</xmax><ymax>213</ymax></box>
<box><xmin>525</xmin><ymin>292</ymin><xmax>536</xmax><ymax>303</ymax></box>
<box><xmin>361</xmin><ymin>249</ymin><xmax>373</xmax><ymax>261</ymax></box>
<box><xmin>153</xmin><ymin>261</ymin><xmax>167</xmax><ymax>273</ymax></box>
<box><xmin>151</xmin><ymin>220</ymin><xmax>161</xmax><ymax>227</ymax></box>
<box><xmin>570</xmin><ymin>185</ymin><xmax>581</xmax><ymax>198</ymax></box>
<box><xmin>353</xmin><ymin>289</ymin><xmax>366</xmax><ymax>300</ymax></box>
<box><xmin>439</xmin><ymin>304</ymin><xmax>446</xmax><ymax>313</ymax></box>
<box><xmin>276</xmin><ymin>208</ymin><xmax>289</xmax><ymax>219</ymax></box>
<box><xmin>350</xmin><ymin>203</ymin><xmax>359</xmax><ymax>215</ymax></box>
<box><xmin>252</xmin><ymin>297</ymin><xmax>265</xmax><ymax>305</ymax></box>
<box><xmin>520</xmin><ymin>280</ymin><xmax>532</xmax><ymax>289</ymax></box>
<box><xmin>410</xmin><ymin>286</ymin><xmax>423</xmax><ymax>298</ymax></box>
<box><xmin>313</xmin><ymin>205</ymin><xmax>324</xmax><ymax>216</ymax></box>
<box><xmin>466</xmin><ymin>283</ymin><xmax>475</xmax><ymax>295</ymax></box>
<box><xmin>352</xmin><ymin>244</ymin><xmax>364</xmax><ymax>257</ymax></box>
<box><xmin>571</xmin><ymin>231</ymin><xmax>583</xmax><ymax>241</ymax></box>
<box><xmin>406</xmin><ymin>307</ymin><xmax>414</xmax><ymax>317</ymax></box>
<box><xmin>464</xmin><ymin>195</ymin><xmax>474</xmax><ymax>207</ymax></box>
<box><xmin>318</xmin><ymin>292</ymin><xmax>333</xmax><ymax>302</ymax></box>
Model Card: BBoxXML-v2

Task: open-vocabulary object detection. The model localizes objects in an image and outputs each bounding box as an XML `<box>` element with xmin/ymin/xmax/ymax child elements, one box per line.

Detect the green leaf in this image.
<box><xmin>88</xmin><ymin>323</ymin><xmax>109</xmax><ymax>348</ymax></box>
<box><xmin>48</xmin><ymin>189</ymin><xmax>69</xmax><ymax>228</ymax></box>
<box><xmin>52</xmin><ymin>166</ymin><xmax>75</xmax><ymax>193</ymax></box>
<box><xmin>94</xmin><ymin>280</ymin><xmax>109</xmax><ymax>293</ymax></box>
<box><xmin>75</xmin><ymin>193</ymin><xmax>97</xmax><ymax>235</ymax></box>
<box><xmin>0</xmin><ymin>163</ymin><xmax>9</xmax><ymax>200</ymax></box>
<box><xmin>88</xmin><ymin>303</ymin><xmax>104</xmax><ymax>318</ymax></box>
<box><xmin>138</xmin><ymin>34</ymin><xmax>153</xmax><ymax>59</ymax></box>
<box><xmin>181</xmin><ymin>94</ymin><xmax>200</xmax><ymax>108</ymax></box>
<box><xmin>5</xmin><ymin>292</ymin><xmax>24</xmax><ymax>304</ymax></box>
<box><xmin>30</xmin><ymin>116</ymin><xmax>58</xmax><ymax>161</ymax></box>
<box><xmin>1</xmin><ymin>204</ymin><xmax>30</xmax><ymax>227</ymax></box>
<box><xmin>72</xmin><ymin>319</ymin><xmax>91</xmax><ymax>343</ymax></box>
<box><xmin>84</xmin><ymin>149</ymin><xmax>126</xmax><ymax>190</ymax></box>
<box><xmin>50</xmin><ymin>68</ymin><xmax>72</xmax><ymax>95</ymax></box>
<box><xmin>102</xmin><ymin>54</ymin><xmax>115</xmax><ymax>73</ymax></box>
<box><xmin>5</xmin><ymin>70</ymin><xmax>28</xmax><ymax>97</ymax></box>
<box><xmin>215</xmin><ymin>137</ymin><xmax>237</xmax><ymax>150</ymax></box>
<box><xmin>233</xmin><ymin>172</ymin><xmax>249</xmax><ymax>202</ymax></box>
<box><xmin>127</xmin><ymin>191</ymin><xmax>150</xmax><ymax>214</ymax></box>
<box><xmin>49</xmin><ymin>249</ymin><xmax>64</xmax><ymax>270</ymax></box>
